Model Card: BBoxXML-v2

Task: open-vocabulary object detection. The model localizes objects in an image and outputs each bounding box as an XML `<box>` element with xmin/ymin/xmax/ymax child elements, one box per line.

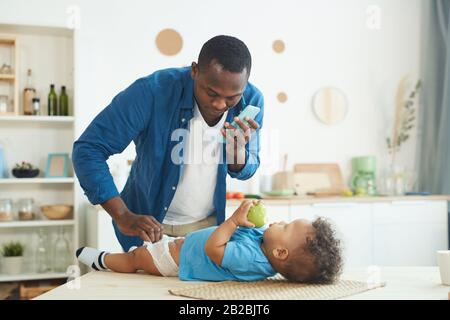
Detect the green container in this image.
<box><xmin>351</xmin><ymin>156</ymin><xmax>377</xmax><ymax>195</ymax></box>
<box><xmin>352</xmin><ymin>156</ymin><xmax>376</xmax><ymax>173</ymax></box>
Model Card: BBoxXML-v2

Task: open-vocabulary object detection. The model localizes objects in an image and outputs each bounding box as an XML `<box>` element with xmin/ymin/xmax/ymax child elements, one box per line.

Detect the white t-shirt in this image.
<box><xmin>163</xmin><ymin>102</ymin><xmax>228</xmax><ymax>225</ymax></box>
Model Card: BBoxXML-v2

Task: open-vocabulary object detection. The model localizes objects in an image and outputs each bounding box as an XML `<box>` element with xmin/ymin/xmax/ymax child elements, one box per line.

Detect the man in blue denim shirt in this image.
<box><xmin>72</xmin><ymin>35</ymin><xmax>264</xmax><ymax>252</ymax></box>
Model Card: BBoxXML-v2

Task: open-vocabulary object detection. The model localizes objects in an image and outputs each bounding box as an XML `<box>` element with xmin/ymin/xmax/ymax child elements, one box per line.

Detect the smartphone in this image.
<box><xmin>221</xmin><ymin>105</ymin><xmax>260</xmax><ymax>143</ymax></box>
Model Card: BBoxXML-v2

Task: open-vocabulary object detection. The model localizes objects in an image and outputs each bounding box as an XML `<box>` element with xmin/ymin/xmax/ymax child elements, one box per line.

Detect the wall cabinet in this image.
<box><xmin>372</xmin><ymin>201</ymin><xmax>448</xmax><ymax>266</ymax></box>
<box><xmin>291</xmin><ymin>203</ymin><xmax>373</xmax><ymax>269</ymax></box>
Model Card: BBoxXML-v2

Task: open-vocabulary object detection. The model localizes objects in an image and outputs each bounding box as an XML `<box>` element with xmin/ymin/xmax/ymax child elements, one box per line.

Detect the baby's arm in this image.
<box><xmin>204</xmin><ymin>200</ymin><xmax>256</xmax><ymax>265</ymax></box>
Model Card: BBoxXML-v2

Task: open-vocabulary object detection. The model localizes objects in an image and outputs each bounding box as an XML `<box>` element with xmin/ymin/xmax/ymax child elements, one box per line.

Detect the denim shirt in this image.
<box><xmin>72</xmin><ymin>67</ymin><xmax>264</xmax><ymax>251</ymax></box>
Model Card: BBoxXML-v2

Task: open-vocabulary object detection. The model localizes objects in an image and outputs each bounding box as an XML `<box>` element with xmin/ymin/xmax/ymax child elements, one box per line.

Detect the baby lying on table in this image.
<box><xmin>76</xmin><ymin>200</ymin><xmax>343</xmax><ymax>283</ymax></box>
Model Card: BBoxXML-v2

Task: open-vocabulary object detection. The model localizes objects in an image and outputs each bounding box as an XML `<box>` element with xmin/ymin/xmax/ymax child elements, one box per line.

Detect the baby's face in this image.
<box><xmin>263</xmin><ymin>219</ymin><xmax>314</xmax><ymax>250</ymax></box>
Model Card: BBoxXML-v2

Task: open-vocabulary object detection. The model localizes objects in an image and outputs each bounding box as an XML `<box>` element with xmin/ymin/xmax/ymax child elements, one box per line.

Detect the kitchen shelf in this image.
<box><xmin>0</xmin><ymin>220</ymin><xmax>75</xmax><ymax>228</ymax></box>
<box><xmin>0</xmin><ymin>272</ymin><xmax>68</xmax><ymax>283</ymax></box>
<box><xmin>0</xmin><ymin>178</ymin><xmax>75</xmax><ymax>184</ymax></box>
<box><xmin>0</xmin><ymin>74</ymin><xmax>14</xmax><ymax>80</ymax></box>
<box><xmin>0</xmin><ymin>35</ymin><xmax>18</xmax><ymax>115</ymax></box>
<box><xmin>0</xmin><ymin>115</ymin><xmax>74</xmax><ymax>123</ymax></box>
<box><xmin>0</xmin><ymin>24</ymin><xmax>78</xmax><ymax>285</ymax></box>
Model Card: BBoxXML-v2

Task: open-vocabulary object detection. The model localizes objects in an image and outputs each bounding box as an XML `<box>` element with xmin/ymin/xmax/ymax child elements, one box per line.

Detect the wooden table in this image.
<box><xmin>35</xmin><ymin>267</ymin><xmax>449</xmax><ymax>300</ymax></box>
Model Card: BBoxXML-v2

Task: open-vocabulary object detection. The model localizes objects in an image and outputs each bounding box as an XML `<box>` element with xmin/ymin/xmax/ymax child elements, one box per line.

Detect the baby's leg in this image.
<box><xmin>105</xmin><ymin>247</ymin><xmax>161</xmax><ymax>275</ymax></box>
<box><xmin>76</xmin><ymin>246</ymin><xmax>161</xmax><ymax>276</ymax></box>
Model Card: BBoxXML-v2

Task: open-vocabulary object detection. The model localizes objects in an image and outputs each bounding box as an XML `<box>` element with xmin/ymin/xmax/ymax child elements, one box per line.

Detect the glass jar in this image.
<box><xmin>0</xmin><ymin>198</ymin><xmax>13</xmax><ymax>221</ymax></box>
<box><xmin>18</xmin><ymin>198</ymin><xmax>36</xmax><ymax>221</ymax></box>
<box><xmin>0</xmin><ymin>95</ymin><xmax>8</xmax><ymax>113</ymax></box>
<box><xmin>32</xmin><ymin>98</ymin><xmax>41</xmax><ymax>115</ymax></box>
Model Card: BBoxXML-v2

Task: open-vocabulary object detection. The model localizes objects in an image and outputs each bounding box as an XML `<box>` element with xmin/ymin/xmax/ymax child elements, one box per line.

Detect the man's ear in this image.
<box><xmin>191</xmin><ymin>62</ymin><xmax>198</xmax><ymax>79</ymax></box>
<box><xmin>272</xmin><ymin>247</ymin><xmax>289</xmax><ymax>261</ymax></box>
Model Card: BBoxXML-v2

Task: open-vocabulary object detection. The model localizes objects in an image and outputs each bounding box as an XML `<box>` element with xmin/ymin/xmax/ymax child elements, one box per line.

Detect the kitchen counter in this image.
<box><xmin>227</xmin><ymin>195</ymin><xmax>450</xmax><ymax>205</ymax></box>
<box><xmin>35</xmin><ymin>267</ymin><xmax>449</xmax><ymax>300</ymax></box>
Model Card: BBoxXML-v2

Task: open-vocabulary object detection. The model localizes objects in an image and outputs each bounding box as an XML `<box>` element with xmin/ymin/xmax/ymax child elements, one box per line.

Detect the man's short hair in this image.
<box><xmin>198</xmin><ymin>35</ymin><xmax>252</xmax><ymax>76</ymax></box>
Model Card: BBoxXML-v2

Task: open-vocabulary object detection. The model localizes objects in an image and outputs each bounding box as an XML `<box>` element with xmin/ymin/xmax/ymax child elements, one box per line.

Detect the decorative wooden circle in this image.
<box><xmin>312</xmin><ymin>87</ymin><xmax>348</xmax><ymax>125</ymax></box>
<box><xmin>156</xmin><ymin>29</ymin><xmax>183</xmax><ymax>56</ymax></box>
<box><xmin>273</xmin><ymin>40</ymin><xmax>285</xmax><ymax>53</ymax></box>
<box><xmin>277</xmin><ymin>92</ymin><xmax>288</xmax><ymax>103</ymax></box>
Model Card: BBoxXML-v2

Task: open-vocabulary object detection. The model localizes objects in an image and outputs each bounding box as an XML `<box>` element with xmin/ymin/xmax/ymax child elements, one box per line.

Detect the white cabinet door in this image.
<box><xmin>291</xmin><ymin>203</ymin><xmax>373</xmax><ymax>269</ymax></box>
<box><xmin>373</xmin><ymin>201</ymin><xmax>448</xmax><ymax>266</ymax></box>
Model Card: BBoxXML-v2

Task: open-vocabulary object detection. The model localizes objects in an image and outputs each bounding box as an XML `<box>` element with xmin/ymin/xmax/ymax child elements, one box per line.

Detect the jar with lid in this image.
<box><xmin>0</xmin><ymin>198</ymin><xmax>13</xmax><ymax>221</ymax></box>
<box><xmin>18</xmin><ymin>198</ymin><xmax>35</xmax><ymax>221</ymax></box>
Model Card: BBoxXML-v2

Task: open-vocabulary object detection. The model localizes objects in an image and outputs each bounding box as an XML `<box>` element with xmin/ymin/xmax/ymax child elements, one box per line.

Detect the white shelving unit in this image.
<box><xmin>0</xmin><ymin>220</ymin><xmax>75</xmax><ymax>228</ymax></box>
<box><xmin>0</xmin><ymin>272</ymin><xmax>68</xmax><ymax>283</ymax></box>
<box><xmin>0</xmin><ymin>178</ymin><xmax>75</xmax><ymax>184</ymax></box>
<box><xmin>0</xmin><ymin>23</ymin><xmax>77</xmax><ymax>284</ymax></box>
<box><xmin>0</xmin><ymin>115</ymin><xmax>74</xmax><ymax>123</ymax></box>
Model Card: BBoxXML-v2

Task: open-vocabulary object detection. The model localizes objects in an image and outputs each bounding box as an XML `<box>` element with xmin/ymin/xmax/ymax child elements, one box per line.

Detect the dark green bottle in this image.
<box><xmin>48</xmin><ymin>84</ymin><xmax>58</xmax><ymax>116</ymax></box>
<box><xmin>59</xmin><ymin>86</ymin><xmax>69</xmax><ymax>116</ymax></box>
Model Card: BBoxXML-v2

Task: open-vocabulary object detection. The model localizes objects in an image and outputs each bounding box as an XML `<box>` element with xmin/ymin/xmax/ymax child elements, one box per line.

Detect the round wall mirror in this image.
<box><xmin>312</xmin><ymin>87</ymin><xmax>348</xmax><ymax>125</ymax></box>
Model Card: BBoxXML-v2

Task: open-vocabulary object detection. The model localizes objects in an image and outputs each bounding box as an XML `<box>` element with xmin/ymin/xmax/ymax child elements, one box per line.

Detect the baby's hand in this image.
<box><xmin>230</xmin><ymin>200</ymin><xmax>258</xmax><ymax>228</ymax></box>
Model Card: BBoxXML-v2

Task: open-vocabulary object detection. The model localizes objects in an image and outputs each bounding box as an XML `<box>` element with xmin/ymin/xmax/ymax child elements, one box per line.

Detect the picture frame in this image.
<box><xmin>45</xmin><ymin>153</ymin><xmax>69</xmax><ymax>178</ymax></box>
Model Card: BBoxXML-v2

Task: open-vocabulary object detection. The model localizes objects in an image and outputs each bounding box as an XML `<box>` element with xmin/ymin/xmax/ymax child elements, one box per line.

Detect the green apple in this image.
<box><xmin>247</xmin><ymin>202</ymin><xmax>267</xmax><ymax>228</ymax></box>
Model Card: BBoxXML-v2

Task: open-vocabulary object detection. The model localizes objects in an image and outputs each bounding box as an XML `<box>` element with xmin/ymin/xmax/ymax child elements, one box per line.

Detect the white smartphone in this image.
<box><xmin>221</xmin><ymin>105</ymin><xmax>260</xmax><ymax>143</ymax></box>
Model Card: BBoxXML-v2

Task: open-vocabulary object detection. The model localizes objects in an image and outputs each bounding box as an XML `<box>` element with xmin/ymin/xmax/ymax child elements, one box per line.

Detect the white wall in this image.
<box><xmin>0</xmin><ymin>0</ymin><xmax>423</xmax><ymax>243</ymax></box>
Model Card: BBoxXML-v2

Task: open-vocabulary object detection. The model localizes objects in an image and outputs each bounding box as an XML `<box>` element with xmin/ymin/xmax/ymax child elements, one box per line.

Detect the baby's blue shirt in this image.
<box><xmin>179</xmin><ymin>226</ymin><xmax>276</xmax><ymax>281</ymax></box>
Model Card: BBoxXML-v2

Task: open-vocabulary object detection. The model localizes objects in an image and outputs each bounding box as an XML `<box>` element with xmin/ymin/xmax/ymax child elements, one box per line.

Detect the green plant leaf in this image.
<box><xmin>1</xmin><ymin>241</ymin><xmax>25</xmax><ymax>257</ymax></box>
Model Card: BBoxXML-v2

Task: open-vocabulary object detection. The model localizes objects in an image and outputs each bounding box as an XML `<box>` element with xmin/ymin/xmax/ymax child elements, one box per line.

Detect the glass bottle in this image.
<box><xmin>23</xmin><ymin>69</ymin><xmax>36</xmax><ymax>115</ymax></box>
<box><xmin>36</xmin><ymin>228</ymin><xmax>50</xmax><ymax>273</ymax></box>
<box><xmin>48</xmin><ymin>84</ymin><xmax>58</xmax><ymax>116</ymax></box>
<box><xmin>52</xmin><ymin>227</ymin><xmax>71</xmax><ymax>273</ymax></box>
<box><xmin>59</xmin><ymin>86</ymin><xmax>69</xmax><ymax>116</ymax></box>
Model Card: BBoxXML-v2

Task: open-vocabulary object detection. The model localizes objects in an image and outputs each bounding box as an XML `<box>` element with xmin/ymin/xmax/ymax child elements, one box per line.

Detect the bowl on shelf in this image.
<box><xmin>40</xmin><ymin>205</ymin><xmax>73</xmax><ymax>220</ymax></box>
<box><xmin>12</xmin><ymin>168</ymin><xmax>40</xmax><ymax>178</ymax></box>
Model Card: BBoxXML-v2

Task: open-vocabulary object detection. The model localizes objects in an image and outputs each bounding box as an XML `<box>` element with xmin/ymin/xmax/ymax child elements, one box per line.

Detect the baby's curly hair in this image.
<box><xmin>279</xmin><ymin>218</ymin><xmax>343</xmax><ymax>284</ymax></box>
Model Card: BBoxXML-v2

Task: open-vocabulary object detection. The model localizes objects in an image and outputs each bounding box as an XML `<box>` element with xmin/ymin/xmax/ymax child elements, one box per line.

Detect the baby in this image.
<box><xmin>76</xmin><ymin>200</ymin><xmax>343</xmax><ymax>283</ymax></box>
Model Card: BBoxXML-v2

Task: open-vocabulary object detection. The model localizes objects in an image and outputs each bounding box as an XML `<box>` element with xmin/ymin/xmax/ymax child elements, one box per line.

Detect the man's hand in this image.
<box><xmin>221</xmin><ymin>117</ymin><xmax>259</xmax><ymax>171</ymax></box>
<box><xmin>116</xmin><ymin>211</ymin><xmax>163</xmax><ymax>243</ymax></box>
<box><xmin>230</xmin><ymin>199</ymin><xmax>258</xmax><ymax>228</ymax></box>
<box><xmin>101</xmin><ymin>196</ymin><xmax>163</xmax><ymax>243</ymax></box>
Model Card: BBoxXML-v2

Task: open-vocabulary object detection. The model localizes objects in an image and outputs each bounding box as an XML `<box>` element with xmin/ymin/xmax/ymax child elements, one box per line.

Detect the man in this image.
<box><xmin>73</xmin><ymin>35</ymin><xmax>264</xmax><ymax>252</ymax></box>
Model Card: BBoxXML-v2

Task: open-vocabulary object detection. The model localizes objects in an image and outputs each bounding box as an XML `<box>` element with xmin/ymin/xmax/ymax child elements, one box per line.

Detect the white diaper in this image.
<box><xmin>144</xmin><ymin>235</ymin><xmax>180</xmax><ymax>277</ymax></box>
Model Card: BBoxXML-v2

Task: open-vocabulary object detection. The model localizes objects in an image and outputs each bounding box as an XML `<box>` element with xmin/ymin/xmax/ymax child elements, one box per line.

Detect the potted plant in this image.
<box><xmin>383</xmin><ymin>76</ymin><xmax>422</xmax><ymax>195</ymax></box>
<box><xmin>12</xmin><ymin>161</ymin><xmax>40</xmax><ymax>178</ymax></box>
<box><xmin>386</xmin><ymin>77</ymin><xmax>422</xmax><ymax>164</ymax></box>
<box><xmin>1</xmin><ymin>241</ymin><xmax>25</xmax><ymax>275</ymax></box>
